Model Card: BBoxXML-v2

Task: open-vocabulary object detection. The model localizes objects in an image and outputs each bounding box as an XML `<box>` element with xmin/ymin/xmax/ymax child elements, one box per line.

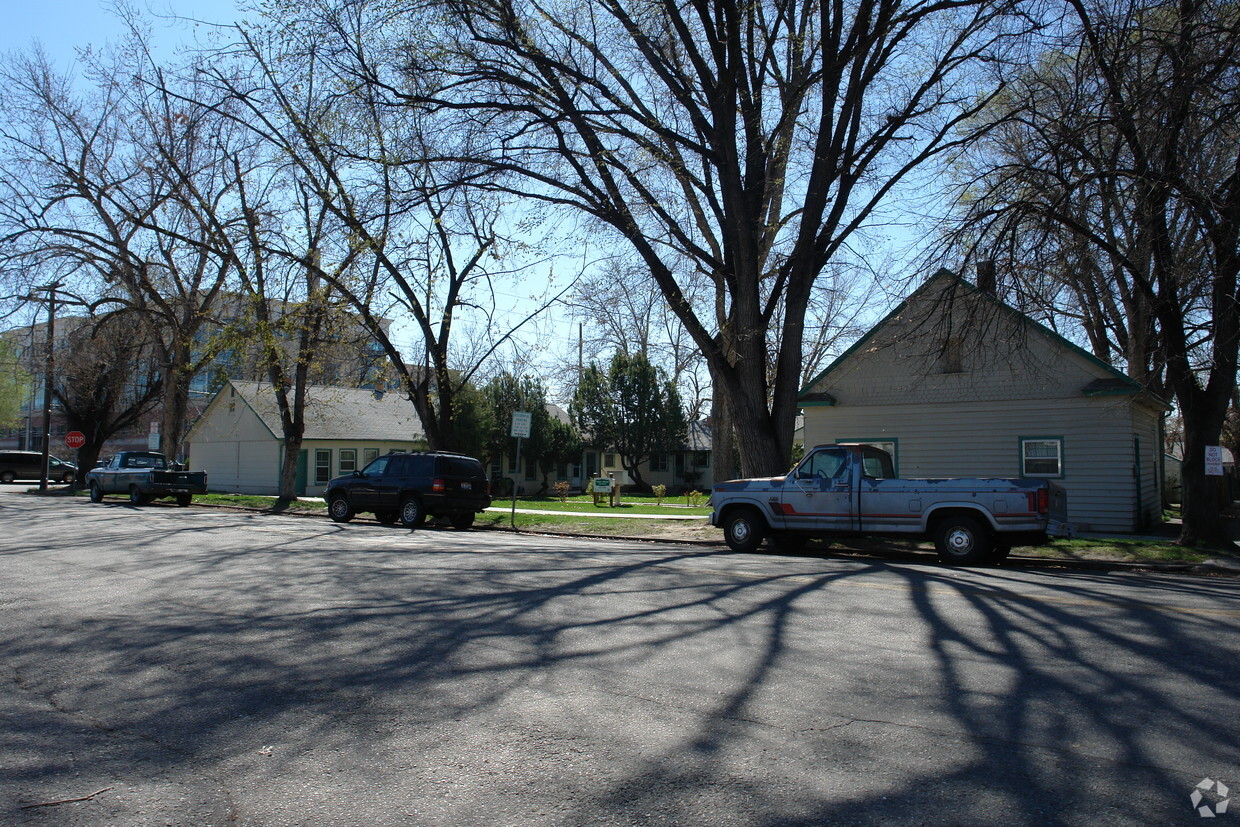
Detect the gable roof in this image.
<box><xmin>798</xmin><ymin>268</ymin><xmax>1166</xmax><ymax>409</ymax></box>
<box><xmin>193</xmin><ymin>380</ymin><xmax>426</xmax><ymax>442</ymax></box>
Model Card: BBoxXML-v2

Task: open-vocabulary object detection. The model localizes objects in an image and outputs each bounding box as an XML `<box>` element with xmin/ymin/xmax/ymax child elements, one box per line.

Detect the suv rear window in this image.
<box><xmin>439</xmin><ymin>457</ymin><xmax>484</xmax><ymax>477</ymax></box>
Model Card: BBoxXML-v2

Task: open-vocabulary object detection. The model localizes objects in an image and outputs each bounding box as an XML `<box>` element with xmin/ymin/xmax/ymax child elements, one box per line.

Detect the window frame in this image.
<box><xmin>1019</xmin><ymin>436</ymin><xmax>1065</xmax><ymax>478</ymax></box>
<box><xmin>314</xmin><ymin>449</ymin><xmax>332</xmax><ymax>484</ymax></box>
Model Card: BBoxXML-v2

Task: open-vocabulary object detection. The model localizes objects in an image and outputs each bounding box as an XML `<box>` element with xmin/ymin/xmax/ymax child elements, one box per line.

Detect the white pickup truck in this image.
<box><xmin>709</xmin><ymin>444</ymin><xmax>1070</xmax><ymax>564</ymax></box>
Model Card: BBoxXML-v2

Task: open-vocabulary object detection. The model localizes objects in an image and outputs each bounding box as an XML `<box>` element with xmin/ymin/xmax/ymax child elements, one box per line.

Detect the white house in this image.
<box><xmin>185</xmin><ymin>380</ymin><xmax>427</xmax><ymax>496</ymax></box>
<box><xmin>797</xmin><ymin>270</ymin><xmax>1169</xmax><ymax>533</ymax></box>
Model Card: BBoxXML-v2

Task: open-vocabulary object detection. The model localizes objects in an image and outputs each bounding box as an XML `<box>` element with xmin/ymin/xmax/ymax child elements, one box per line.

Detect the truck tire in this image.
<box><xmin>328</xmin><ymin>493</ymin><xmax>355</xmax><ymax>523</ymax></box>
<box><xmin>89</xmin><ymin>481</ymin><xmax>104</xmax><ymax>503</ymax></box>
<box><xmin>399</xmin><ymin>497</ymin><xmax>426</xmax><ymax>529</ymax></box>
<box><xmin>934</xmin><ymin>516</ymin><xmax>991</xmax><ymax>565</ymax></box>
<box><xmin>176</xmin><ymin>494</ymin><xmax>192</xmax><ymax>507</ymax></box>
<box><xmin>129</xmin><ymin>486</ymin><xmax>149</xmax><ymax>506</ymax></box>
<box><xmin>723</xmin><ymin>507</ymin><xmax>766</xmax><ymax>553</ymax></box>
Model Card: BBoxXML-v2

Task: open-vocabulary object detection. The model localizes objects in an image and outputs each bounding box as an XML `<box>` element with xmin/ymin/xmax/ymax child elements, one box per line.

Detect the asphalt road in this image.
<box><xmin>2</xmin><ymin>494</ymin><xmax>1238</xmax><ymax>826</ymax></box>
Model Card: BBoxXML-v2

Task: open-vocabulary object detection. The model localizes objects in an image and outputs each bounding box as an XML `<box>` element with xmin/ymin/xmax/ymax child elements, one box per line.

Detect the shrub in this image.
<box><xmin>652</xmin><ymin>483</ymin><xmax>667</xmax><ymax>505</ymax></box>
<box><xmin>554</xmin><ymin>480</ymin><xmax>571</xmax><ymax>502</ymax></box>
<box><xmin>685</xmin><ymin>489</ymin><xmax>703</xmax><ymax>507</ymax></box>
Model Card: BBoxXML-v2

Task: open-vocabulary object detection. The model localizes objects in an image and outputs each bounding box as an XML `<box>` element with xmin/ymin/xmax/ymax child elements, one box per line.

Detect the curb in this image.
<box><xmin>44</xmin><ymin>491</ymin><xmax>1240</xmax><ymax>578</ymax></box>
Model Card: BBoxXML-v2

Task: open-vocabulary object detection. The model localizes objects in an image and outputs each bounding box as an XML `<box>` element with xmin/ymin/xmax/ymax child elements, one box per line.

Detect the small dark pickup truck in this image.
<box><xmin>85</xmin><ymin>452</ymin><xmax>208</xmax><ymax>506</ymax></box>
<box><xmin>709</xmin><ymin>444</ymin><xmax>1071</xmax><ymax>564</ymax></box>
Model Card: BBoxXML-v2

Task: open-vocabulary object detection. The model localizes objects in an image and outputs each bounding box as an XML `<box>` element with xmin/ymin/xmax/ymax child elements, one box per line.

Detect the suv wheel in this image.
<box><xmin>328</xmin><ymin>493</ymin><xmax>355</xmax><ymax>523</ymax></box>
<box><xmin>0</xmin><ymin>471</ymin><xmax>14</xmax><ymax>483</ymax></box>
<box><xmin>399</xmin><ymin>497</ymin><xmax>426</xmax><ymax>529</ymax></box>
<box><xmin>450</xmin><ymin>513</ymin><xmax>475</xmax><ymax>530</ymax></box>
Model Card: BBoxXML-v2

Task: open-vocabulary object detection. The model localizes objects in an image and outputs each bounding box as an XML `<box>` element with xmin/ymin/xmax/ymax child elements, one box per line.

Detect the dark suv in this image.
<box><xmin>325</xmin><ymin>451</ymin><xmax>491</xmax><ymax>529</ymax></box>
<box><xmin>0</xmin><ymin>451</ymin><xmax>78</xmax><ymax>484</ymax></box>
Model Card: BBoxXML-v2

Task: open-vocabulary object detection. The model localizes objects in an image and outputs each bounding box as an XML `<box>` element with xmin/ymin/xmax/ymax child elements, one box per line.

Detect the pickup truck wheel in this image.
<box><xmin>129</xmin><ymin>486</ymin><xmax>149</xmax><ymax>506</ymax></box>
<box><xmin>934</xmin><ymin>516</ymin><xmax>992</xmax><ymax>565</ymax></box>
<box><xmin>89</xmin><ymin>481</ymin><xmax>104</xmax><ymax>503</ymax></box>
<box><xmin>176</xmin><ymin>494</ymin><xmax>192</xmax><ymax>507</ymax></box>
<box><xmin>376</xmin><ymin>511</ymin><xmax>399</xmax><ymax>525</ymax></box>
<box><xmin>328</xmin><ymin>494</ymin><xmax>355</xmax><ymax>523</ymax></box>
<box><xmin>989</xmin><ymin>545</ymin><xmax>1012</xmax><ymax>564</ymax></box>
<box><xmin>450</xmin><ymin>513</ymin><xmax>475</xmax><ymax>530</ymax></box>
<box><xmin>0</xmin><ymin>471</ymin><xmax>14</xmax><ymax>483</ymax></box>
<box><xmin>723</xmin><ymin>508</ymin><xmax>766</xmax><ymax>553</ymax></box>
<box><xmin>399</xmin><ymin>497</ymin><xmax>426</xmax><ymax>529</ymax></box>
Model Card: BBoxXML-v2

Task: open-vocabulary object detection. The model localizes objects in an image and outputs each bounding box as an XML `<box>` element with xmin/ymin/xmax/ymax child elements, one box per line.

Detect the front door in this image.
<box><xmin>779</xmin><ymin>447</ymin><xmax>857</xmax><ymax>532</ymax></box>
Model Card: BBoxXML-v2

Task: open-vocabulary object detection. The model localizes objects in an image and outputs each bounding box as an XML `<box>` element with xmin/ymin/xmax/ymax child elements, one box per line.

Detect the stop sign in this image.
<box><xmin>65</xmin><ymin>431</ymin><xmax>85</xmax><ymax>449</ymax></box>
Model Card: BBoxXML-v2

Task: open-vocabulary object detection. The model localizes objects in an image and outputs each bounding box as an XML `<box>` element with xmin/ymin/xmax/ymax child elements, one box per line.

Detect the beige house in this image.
<box><xmin>184</xmin><ymin>380</ymin><xmax>427</xmax><ymax>496</ymax></box>
<box><xmin>798</xmin><ymin>270</ymin><xmax>1168</xmax><ymax>533</ymax></box>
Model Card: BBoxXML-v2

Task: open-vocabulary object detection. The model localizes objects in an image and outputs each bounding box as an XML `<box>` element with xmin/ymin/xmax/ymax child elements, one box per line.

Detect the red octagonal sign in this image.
<box><xmin>65</xmin><ymin>431</ymin><xmax>85</xmax><ymax>449</ymax></box>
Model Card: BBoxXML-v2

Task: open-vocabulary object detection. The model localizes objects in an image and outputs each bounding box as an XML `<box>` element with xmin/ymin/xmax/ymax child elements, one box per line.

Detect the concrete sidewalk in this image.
<box><xmin>485</xmin><ymin>506</ymin><xmax>707</xmax><ymax>520</ymax></box>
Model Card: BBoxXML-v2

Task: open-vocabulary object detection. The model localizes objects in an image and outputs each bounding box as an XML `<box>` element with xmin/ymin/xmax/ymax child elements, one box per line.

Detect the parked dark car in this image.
<box><xmin>325</xmin><ymin>451</ymin><xmax>491</xmax><ymax>529</ymax></box>
<box><xmin>0</xmin><ymin>451</ymin><xmax>77</xmax><ymax>484</ymax></box>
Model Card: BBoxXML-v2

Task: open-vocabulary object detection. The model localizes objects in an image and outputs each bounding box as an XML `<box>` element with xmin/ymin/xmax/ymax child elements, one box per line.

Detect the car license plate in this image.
<box><xmin>462</xmin><ymin>482</ymin><xmax>472</xmax><ymax>490</ymax></box>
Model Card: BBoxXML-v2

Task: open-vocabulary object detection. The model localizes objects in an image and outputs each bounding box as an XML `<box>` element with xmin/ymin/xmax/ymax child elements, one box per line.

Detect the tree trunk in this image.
<box><xmin>1178</xmin><ymin>415</ymin><xmax>1234</xmax><ymax>548</ymax></box>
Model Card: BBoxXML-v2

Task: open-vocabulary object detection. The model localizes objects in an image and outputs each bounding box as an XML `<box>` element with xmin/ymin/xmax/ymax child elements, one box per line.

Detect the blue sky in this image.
<box><xmin>0</xmin><ymin>1</ymin><xmax>244</xmax><ymax>68</ymax></box>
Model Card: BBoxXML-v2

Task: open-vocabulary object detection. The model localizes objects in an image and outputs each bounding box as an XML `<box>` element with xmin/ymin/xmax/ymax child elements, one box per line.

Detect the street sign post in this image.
<box><xmin>509</xmin><ymin>412</ymin><xmax>532</xmax><ymax>527</ymax></box>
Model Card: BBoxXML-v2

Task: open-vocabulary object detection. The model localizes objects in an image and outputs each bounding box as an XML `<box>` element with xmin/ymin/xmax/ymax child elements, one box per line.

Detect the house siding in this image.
<box><xmin>804</xmin><ymin>395</ymin><xmax>1161</xmax><ymax>533</ymax></box>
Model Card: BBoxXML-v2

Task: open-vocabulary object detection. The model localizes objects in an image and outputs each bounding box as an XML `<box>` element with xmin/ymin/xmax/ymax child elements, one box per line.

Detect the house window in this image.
<box><xmin>693</xmin><ymin>452</ymin><xmax>709</xmax><ymax>468</ymax></box>
<box><xmin>604</xmin><ymin>453</ymin><xmax>616</xmax><ymax>468</ymax></box>
<box><xmin>339</xmin><ymin>449</ymin><xmax>357</xmax><ymax>473</ymax></box>
<box><xmin>525</xmin><ymin>459</ymin><xmax>536</xmax><ymax>481</ymax></box>
<box><xmin>508</xmin><ymin>453</ymin><xmax>518</xmax><ymax>472</ymax></box>
<box><xmin>938</xmin><ymin>338</ymin><xmax>964</xmax><ymax>374</ymax></box>
<box><xmin>364</xmin><ymin>448</ymin><xmax>379</xmax><ymax>465</ymax></box>
<box><xmin>652</xmin><ymin>453</ymin><xmax>669</xmax><ymax>472</ymax></box>
<box><xmin>1021</xmin><ymin>438</ymin><xmax>1063</xmax><ymax>477</ymax></box>
<box><xmin>315</xmin><ymin>449</ymin><xmax>332</xmax><ymax>484</ymax></box>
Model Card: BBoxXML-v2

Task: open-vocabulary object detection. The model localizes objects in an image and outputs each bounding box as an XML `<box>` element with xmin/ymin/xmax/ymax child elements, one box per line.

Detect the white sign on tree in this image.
<box><xmin>1205</xmin><ymin>445</ymin><xmax>1225</xmax><ymax>476</ymax></box>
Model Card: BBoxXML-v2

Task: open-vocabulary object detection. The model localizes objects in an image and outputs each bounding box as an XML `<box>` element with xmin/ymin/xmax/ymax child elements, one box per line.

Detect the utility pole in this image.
<box><xmin>30</xmin><ymin>282</ymin><xmax>61</xmax><ymax>493</ymax></box>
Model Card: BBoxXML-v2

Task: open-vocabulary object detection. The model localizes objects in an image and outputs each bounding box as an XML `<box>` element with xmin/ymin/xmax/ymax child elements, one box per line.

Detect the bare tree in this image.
<box><xmin>51</xmin><ymin>308</ymin><xmax>164</xmax><ymax>478</ymax></box>
<box><xmin>945</xmin><ymin>0</ymin><xmax>1240</xmax><ymax>546</ymax></box>
<box><xmin>0</xmin><ymin>45</ymin><xmax>234</xmax><ymax>462</ymax></box>
<box><xmin>385</xmin><ymin>0</ymin><xmax>1032</xmax><ymax>476</ymax></box>
<box><xmin>181</xmin><ymin>17</ymin><xmax>566</xmax><ymax>453</ymax></box>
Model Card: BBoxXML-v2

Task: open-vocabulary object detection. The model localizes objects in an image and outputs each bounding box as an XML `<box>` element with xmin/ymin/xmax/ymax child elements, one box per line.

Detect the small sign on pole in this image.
<box><xmin>65</xmin><ymin>431</ymin><xmax>85</xmax><ymax>449</ymax></box>
<box><xmin>510</xmin><ymin>411</ymin><xmax>532</xmax><ymax>439</ymax></box>
<box><xmin>509</xmin><ymin>412</ymin><xmax>532</xmax><ymax>527</ymax></box>
<box><xmin>1205</xmin><ymin>445</ymin><xmax>1225</xmax><ymax>476</ymax></box>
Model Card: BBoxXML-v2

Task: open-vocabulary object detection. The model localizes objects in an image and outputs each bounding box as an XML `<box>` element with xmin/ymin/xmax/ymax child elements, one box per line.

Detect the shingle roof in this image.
<box><xmin>229</xmin><ymin>380</ymin><xmax>425</xmax><ymax>441</ymax></box>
